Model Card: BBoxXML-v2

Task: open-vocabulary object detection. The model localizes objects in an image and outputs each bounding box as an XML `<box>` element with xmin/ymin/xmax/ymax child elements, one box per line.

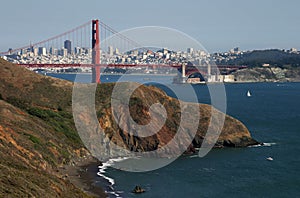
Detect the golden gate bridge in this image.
<box><xmin>0</xmin><ymin>19</ymin><xmax>246</xmax><ymax>83</ymax></box>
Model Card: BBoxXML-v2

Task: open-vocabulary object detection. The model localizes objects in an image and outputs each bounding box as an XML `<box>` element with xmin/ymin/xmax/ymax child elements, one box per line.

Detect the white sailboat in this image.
<box><xmin>247</xmin><ymin>90</ymin><xmax>252</xmax><ymax>97</ymax></box>
<box><xmin>266</xmin><ymin>157</ymin><xmax>274</xmax><ymax>161</ymax></box>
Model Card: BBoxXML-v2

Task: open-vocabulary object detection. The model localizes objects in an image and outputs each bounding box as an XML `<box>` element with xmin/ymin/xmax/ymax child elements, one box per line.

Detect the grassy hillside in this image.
<box><xmin>224</xmin><ymin>49</ymin><xmax>300</xmax><ymax>67</ymax></box>
<box><xmin>0</xmin><ymin>59</ymin><xmax>106</xmax><ymax>197</ymax></box>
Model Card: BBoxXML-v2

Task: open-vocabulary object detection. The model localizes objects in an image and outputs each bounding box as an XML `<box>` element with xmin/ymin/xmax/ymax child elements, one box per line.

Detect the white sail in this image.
<box><xmin>247</xmin><ymin>90</ymin><xmax>251</xmax><ymax>97</ymax></box>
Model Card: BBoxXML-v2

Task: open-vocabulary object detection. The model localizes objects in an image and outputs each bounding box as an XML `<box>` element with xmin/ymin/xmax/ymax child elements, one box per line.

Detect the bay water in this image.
<box><xmin>48</xmin><ymin>73</ymin><xmax>300</xmax><ymax>197</ymax></box>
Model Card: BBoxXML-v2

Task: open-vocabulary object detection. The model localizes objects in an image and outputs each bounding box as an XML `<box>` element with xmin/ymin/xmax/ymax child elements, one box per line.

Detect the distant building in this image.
<box><xmin>146</xmin><ymin>50</ymin><xmax>153</xmax><ymax>56</ymax></box>
<box><xmin>142</xmin><ymin>54</ymin><xmax>147</xmax><ymax>60</ymax></box>
<box><xmin>165</xmin><ymin>53</ymin><xmax>170</xmax><ymax>59</ymax></box>
<box><xmin>132</xmin><ymin>50</ymin><xmax>138</xmax><ymax>56</ymax></box>
<box><xmin>33</xmin><ymin>48</ymin><xmax>38</xmax><ymax>56</ymax></box>
<box><xmin>8</xmin><ymin>48</ymin><xmax>13</xmax><ymax>55</ymax></box>
<box><xmin>198</xmin><ymin>50</ymin><xmax>206</xmax><ymax>57</ymax></box>
<box><xmin>49</xmin><ymin>47</ymin><xmax>58</xmax><ymax>55</ymax></box>
<box><xmin>29</xmin><ymin>46</ymin><xmax>34</xmax><ymax>53</ymax></box>
<box><xmin>230</xmin><ymin>47</ymin><xmax>240</xmax><ymax>54</ymax></box>
<box><xmin>234</xmin><ymin>47</ymin><xmax>240</xmax><ymax>53</ymax></box>
<box><xmin>115</xmin><ymin>48</ymin><xmax>120</xmax><ymax>55</ymax></box>
<box><xmin>21</xmin><ymin>48</ymin><xmax>27</xmax><ymax>55</ymax></box>
<box><xmin>74</xmin><ymin>47</ymin><xmax>81</xmax><ymax>54</ymax></box>
<box><xmin>38</xmin><ymin>47</ymin><xmax>47</xmax><ymax>56</ymax></box>
<box><xmin>64</xmin><ymin>40</ymin><xmax>72</xmax><ymax>54</ymax></box>
<box><xmin>162</xmin><ymin>48</ymin><xmax>168</xmax><ymax>55</ymax></box>
<box><xmin>60</xmin><ymin>48</ymin><xmax>68</xmax><ymax>57</ymax></box>
<box><xmin>108</xmin><ymin>46</ymin><xmax>114</xmax><ymax>56</ymax></box>
<box><xmin>290</xmin><ymin>48</ymin><xmax>297</xmax><ymax>53</ymax></box>
<box><xmin>187</xmin><ymin>48</ymin><xmax>194</xmax><ymax>54</ymax></box>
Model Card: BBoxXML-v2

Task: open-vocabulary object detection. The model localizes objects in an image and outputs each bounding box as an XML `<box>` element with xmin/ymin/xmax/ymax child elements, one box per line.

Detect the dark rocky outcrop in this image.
<box><xmin>132</xmin><ymin>186</ymin><xmax>145</xmax><ymax>193</ymax></box>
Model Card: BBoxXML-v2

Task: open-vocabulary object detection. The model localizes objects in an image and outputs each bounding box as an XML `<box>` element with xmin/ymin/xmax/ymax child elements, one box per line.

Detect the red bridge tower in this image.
<box><xmin>92</xmin><ymin>19</ymin><xmax>101</xmax><ymax>83</ymax></box>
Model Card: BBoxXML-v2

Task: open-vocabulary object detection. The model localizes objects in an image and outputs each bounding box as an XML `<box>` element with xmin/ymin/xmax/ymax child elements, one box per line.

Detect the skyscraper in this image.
<box><xmin>187</xmin><ymin>48</ymin><xmax>194</xmax><ymax>54</ymax></box>
<box><xmin>38</xmin><ymin>47</ymin><xmax>47</xmax><ymax>55</ymax></box>
<box><xmin>108</xmin><ymin>46</ymin><xmax>113</xmax><ymax>56</ymax></box>
<box><xmin>64</xmin><ymin>40</ymin><xmax>72</xmax><ymax>54</ymax></box>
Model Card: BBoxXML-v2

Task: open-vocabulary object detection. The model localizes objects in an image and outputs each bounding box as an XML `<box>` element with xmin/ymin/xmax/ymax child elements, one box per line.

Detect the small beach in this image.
<box><xmin>59</xmin><ymin>156</ymin><xmax>107</xmax><ymax>198</ymax></box>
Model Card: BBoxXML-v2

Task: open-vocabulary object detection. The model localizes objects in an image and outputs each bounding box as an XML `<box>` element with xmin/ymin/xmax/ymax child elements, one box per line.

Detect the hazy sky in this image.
<box><xmin>0</xmin><ymin>0</ymin><xmax>299</xmax><ymax>53</ymax></box>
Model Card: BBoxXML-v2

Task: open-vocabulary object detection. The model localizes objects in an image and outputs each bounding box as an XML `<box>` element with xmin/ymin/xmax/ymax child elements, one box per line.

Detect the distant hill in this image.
<box><xmin>223</xmin><ymin>49</ymin><xmax>300</xmax><ymax>67</ymax></box>
<box><xmin>232</xmin><ymin>66</ymin><xmax>300</xmax><ymax>82</ymax></box>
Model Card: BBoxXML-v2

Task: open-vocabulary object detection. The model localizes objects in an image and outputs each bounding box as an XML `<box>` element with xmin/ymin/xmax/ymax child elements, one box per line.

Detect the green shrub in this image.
<box><xmin>6</xmin><ymin>96</ymin><xmax>28</xmax><ymax>109</ymax></box>
<box><xmin>27</xmin><ymin>108</ymin><xmax>49</xmax><ymax>119</ymax></box>
<box><xmin>57</xmin><ymin>106</ymin><xmax>63</xmax><ymax>111</ymax></box>
<box><xmin>29</xmin><ymin>135</ymin><xmax>40</xmax><ymax>144</ymax></box>
<box><xmin>129</xmin><ymin>97</ymin><xmax>143</xmax><ymax>106</ymax></box>
<box><xmin>27</xmin><ymin>107</ymin><xmax>82</xmax><ymax>147</ymax></box>
<box><xmin>23</xmin><ymin>133</ymin><xmax>41</xmax><ymax>144</ymax></box>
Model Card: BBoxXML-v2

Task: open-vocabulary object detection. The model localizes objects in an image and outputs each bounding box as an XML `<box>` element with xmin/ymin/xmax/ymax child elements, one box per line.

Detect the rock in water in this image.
<box><xmin>132</xmin><ymin>186</ymin><xmax>145</xmax><ymax>194</ymax></box>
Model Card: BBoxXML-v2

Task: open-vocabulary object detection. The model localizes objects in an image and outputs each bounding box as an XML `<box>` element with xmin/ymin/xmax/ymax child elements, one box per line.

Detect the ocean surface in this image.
<box><xmin>48</xmin><ymin>73</ymin><xmax>300</xmax><ymax>198</ymax></box>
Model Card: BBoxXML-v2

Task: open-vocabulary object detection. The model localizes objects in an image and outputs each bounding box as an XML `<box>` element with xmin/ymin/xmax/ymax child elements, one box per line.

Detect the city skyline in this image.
<box><xmin>0</xmin><ymin>0</ymin><xmax>299</xmax><ymax>53</ymax></box>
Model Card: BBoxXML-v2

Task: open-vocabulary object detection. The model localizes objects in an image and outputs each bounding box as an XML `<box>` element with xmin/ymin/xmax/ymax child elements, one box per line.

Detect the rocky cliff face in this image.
<box><xmin>90</xmin><ymin>82</ymin><xmax>258</xmax><ymax>159</ymax></box>
<box><xmin>0</xmin><ymin>58</ymin><xmax>258</xmax><ymax>196</ymax></box>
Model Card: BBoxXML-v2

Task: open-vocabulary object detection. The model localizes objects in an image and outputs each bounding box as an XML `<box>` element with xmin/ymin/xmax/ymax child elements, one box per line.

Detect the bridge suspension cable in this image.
<box><xmin>0</xmin><ymin>20</ymin><xmax>146</xmax><ymax>57</ymax></box>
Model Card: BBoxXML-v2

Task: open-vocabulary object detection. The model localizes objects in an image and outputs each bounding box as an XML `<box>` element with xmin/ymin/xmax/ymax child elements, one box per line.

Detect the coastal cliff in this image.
<box><xmin>0</xmin><ymin>58</ymin><xmax>258</xmax><ymax>197</ymax></box>
<box><xmin>92</xmin><ymin>82</ymin><xmax>258</xmax><ymax>159</ymax></box>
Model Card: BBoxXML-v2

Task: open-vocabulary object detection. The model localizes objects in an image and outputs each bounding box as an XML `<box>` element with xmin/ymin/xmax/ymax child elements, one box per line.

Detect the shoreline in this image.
<box><xmin>45</xmin><ymin>72</ymin><xmax>178</xmax><ymax>76</ymax></box>
<box><xmin>59</xmin><ymin>156</ymin><xmax>108</xmax><ymax>198</ymax></box>
<box><xmin>45</xmin><ymin>72</ymin><xmax>300</xmax><ymax>83</ymax></box>
<box><xmin>59</xmin><ymin>156</ymin><xmax>129</xmax><ymax>198</ymax></box>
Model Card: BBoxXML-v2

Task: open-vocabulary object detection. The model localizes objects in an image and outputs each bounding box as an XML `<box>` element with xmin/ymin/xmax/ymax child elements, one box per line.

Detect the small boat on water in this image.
<box><xmin>247</xmin><ymin>90</ymin><xmax>252</xmax><ymax>97</ymax></box>
<box><xmin>266</xmin><ymin>157</ymin><xmax>274</xmax><ymax>161</ymax></box>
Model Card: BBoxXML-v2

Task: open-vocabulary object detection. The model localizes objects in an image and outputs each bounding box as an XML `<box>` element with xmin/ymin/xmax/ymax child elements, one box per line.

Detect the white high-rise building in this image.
<box><xmin>187</xmin><ymin>48</ymin><xmax>194</xmax><ymax>54</ymax></box>
<box><xmin>115</xmin><ymin>48</ymin><xmax>120</xmax><ymax>55</ymax></box>
<box><xmin>290</xmin><ymin>48</ymin><xmax>297</xmax><ymax>53</ymax></box>
<box><xmin>33</xmin><ymin>48</ymin><xmax>39</xmax><ymax>56</ymax></box>
<box><xmin>38</xmin><ymin>47</ymin><xmax>47</xmax><ymax>56</ymax></box>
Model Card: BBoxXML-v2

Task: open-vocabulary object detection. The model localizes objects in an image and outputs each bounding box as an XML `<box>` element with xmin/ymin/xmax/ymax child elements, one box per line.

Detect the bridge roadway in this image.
<box><xmin>18</xmin><ymin>63</ymin><xmax>247</xmax><ymax>70</ymax></box>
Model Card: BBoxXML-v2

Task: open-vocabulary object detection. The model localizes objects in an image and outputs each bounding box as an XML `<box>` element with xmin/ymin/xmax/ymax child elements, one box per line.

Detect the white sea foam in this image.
<box><xmin>189</xmin><ymin>155</ymin><xmax>199</xmax><ymax>158</ymax></box>
<box><xmin>97</xmin><ymin>157</ymin><xmax>130</xmax><ymax>197</ymax></box>
<box><xmin>248</xmin><ymin>142</ymin><xmax>277</xmax><ymax>148</ymax></box>
<box><xmin>97</xmin><ymin>172</ymin><xmax>115</xmax><ymax>186</ymax></box>
<box><xmin>262</xmin><ymin>142</ymin><xmax>277</xmax><ymax>147</ymax></box>
<box><xmin>106</xmin><ymin>191</ymin><xmax>121</xmax><ymax>197</ymax></box>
